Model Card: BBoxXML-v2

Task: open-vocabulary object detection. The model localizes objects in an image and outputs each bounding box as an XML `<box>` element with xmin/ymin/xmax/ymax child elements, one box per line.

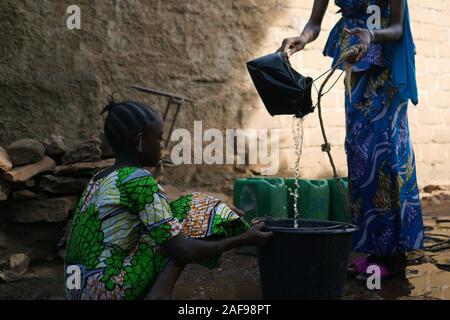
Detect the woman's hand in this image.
<box><xmin>277</xmin><ymin>36</ymin><xmax>308</xmax><ymax>59</ymax></box>
<box><xmin>344</xmin><ymin>27</ymin><xmax>373</xmax><ymax>63</ymax></box>
<box><xmin>241</xmin><ymin>222</ymin><xmax>274</xmax><ymax>246</ymax></box>
<box><xmin>277</xmin><ymin>0</ymin><xmax>329</xmax><ymax>58</ymax></box>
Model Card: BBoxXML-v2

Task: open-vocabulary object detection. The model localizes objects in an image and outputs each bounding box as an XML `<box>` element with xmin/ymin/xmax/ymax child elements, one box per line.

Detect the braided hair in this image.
<box><xmin>101</xmin><ymin>94</ymin><xmax>161</xmax><ymax>153</ymax></box>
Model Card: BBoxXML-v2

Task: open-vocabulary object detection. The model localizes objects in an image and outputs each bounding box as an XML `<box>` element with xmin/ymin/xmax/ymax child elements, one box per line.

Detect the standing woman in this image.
<box><xmin>279</xmin><ymin>0</ymin><xmax>423</xmax><ymax>279</ymax></box>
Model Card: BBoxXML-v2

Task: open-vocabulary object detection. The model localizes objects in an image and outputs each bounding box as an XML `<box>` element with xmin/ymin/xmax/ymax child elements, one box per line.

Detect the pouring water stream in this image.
<box><xmin>289</xmin><ymin>116</ymin><xmax>304</xmax><ymax>229</ymax></box>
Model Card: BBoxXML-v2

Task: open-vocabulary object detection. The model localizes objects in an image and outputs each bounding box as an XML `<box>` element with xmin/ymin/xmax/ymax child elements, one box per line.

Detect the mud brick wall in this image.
<box><xmin>0</xmin><ymin>0</ymin><xmax>449</xmax><ymax>186</ymax></box>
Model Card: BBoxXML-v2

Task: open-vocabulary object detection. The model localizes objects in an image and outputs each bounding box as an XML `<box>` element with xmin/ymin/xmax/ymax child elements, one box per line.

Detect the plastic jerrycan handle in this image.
<box><xmin>313</xmin><ymin>179</ymin><xmax>328</xmax><ymax>187</ymax></box>
<box><xmin>262</xmin><ymin>177</ymin><xmax>285</xmax><ymax>187</ymax></box>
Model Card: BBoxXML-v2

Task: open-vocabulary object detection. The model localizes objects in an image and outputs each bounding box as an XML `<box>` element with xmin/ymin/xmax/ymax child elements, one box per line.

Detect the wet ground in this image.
<box><xmin>173</xmin><ymin>207</ymin><xmax>450</xmax><ymax>300</ymax></box>
<box><xmin>0</xmin><ymin>187</ymin><xmax>448</xmax><ymax>300</ymax></box>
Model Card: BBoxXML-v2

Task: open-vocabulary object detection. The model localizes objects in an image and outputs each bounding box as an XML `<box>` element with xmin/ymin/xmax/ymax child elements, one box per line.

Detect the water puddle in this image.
<box><xmin>358</xmin><ymin>216</ymin><xmax>450</xmax><ymax>300</ymax></box>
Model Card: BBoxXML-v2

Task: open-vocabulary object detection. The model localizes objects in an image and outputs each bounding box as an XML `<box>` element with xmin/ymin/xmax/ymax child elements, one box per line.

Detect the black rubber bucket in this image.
<box><xmin>257</xmin><ymin>218</ymin><xmax>358</xmax><ymax>300</ymax></box>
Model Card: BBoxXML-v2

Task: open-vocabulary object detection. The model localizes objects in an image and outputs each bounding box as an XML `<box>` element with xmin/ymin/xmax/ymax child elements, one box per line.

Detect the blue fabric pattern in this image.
<box><xmin>323</xmin><ymin>0</ymin><xmax>423</xmax><ymax>255</ymax></box>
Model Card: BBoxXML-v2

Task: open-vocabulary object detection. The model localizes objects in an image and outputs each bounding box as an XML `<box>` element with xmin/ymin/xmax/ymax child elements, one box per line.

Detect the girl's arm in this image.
<box><xmin>345</xmin><ymin>0</ymin><xmax>406</xmax><ymax>61</ymax></box>
<box><xmin>278</xmin><ymin>0</ymin><xmax>329</xmax><ymax>57</ymax></box>
<box><xmin>164</xmin><ymin>222</ymin><xmax>273</xmax><ymax>265</ymax></box>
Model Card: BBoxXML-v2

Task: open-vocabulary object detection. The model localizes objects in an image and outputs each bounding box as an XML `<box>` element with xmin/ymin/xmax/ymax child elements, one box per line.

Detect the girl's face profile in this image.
<box><xmin>139</xmin><ymin>119</ymin><xmax>164</xmax><ymax>167</ymax></box>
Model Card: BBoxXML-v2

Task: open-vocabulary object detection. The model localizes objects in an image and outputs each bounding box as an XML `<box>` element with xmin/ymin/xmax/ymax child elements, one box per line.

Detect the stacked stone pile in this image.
<box><xmin>0</xmin><ymin>135</ymin><xmax>115</xmax><ymax>272</ymax></box>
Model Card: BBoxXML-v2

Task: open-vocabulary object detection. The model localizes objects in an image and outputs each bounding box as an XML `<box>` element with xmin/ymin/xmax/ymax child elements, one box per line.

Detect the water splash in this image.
<box><xmin>289</xmin><ymin>116</ymin><xmax>305</xmax><ymax>229</ymax></box>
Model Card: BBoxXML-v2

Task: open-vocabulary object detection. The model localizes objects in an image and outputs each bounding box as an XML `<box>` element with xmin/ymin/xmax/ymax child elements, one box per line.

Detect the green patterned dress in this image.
<box><xmin>65</xmin><ymin>167</ymin><xmax>249</xmax><ymax>300</ymax></box>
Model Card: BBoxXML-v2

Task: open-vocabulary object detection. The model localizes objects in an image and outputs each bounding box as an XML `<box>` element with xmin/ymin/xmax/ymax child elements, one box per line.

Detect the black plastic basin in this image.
<box><xmin>257</xmin><ymin>218</ymin><xmax>358</xmax><ymax>300</ymax></box>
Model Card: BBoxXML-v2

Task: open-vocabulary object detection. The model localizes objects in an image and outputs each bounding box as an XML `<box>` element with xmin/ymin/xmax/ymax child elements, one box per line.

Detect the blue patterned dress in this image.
<box><xmin>323</xmin><ymin>0</ymin><xmax>424</xmax><ymax>255</ymax></box>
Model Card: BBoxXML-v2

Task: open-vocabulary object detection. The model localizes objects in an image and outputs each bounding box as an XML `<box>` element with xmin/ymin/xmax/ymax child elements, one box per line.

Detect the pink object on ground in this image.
<box><xmin>366</xmin><ymin>263</ymin><xmax>391</xmax><ymax>279</ymax></box>
<box><xmin>352</xmin><ymin>257</ymin><xmax>370</xmax><ymax>274</ymax></box>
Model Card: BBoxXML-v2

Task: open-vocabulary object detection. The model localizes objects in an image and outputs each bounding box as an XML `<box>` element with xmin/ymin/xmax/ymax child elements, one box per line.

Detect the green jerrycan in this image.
<box><xmin>328</xmin><ymin>177</ymin><xmax>350</xmax><ymax>223</ymax></box>
<box><xmin>285</xmin><ymin>179</ymin><xmax>330</xmax><ymax>221</ymax></box>
<box><xmin>233</xmin><ymin>178</ymin><xmax>288</xmax><ymax>223</ymax></box>
<box><xmin>233</xmin><ymin>178</ymin><xmax>288</xmax><ymax>257</ymax></box>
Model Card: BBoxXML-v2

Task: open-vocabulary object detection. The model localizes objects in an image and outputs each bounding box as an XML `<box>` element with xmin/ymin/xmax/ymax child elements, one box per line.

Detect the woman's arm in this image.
<box><xmin>373</xmin><ymin>0</ymin><xmax>405</xmax><ymax>43</ymax></box>
<box><xmin>345</xmin><ymin>0</ymin><xmax>406</xmax><ymax>61</ymax></box>
<box><xmin>278</xmin><ymin>0</ymin><xmax>329</xmax><ymax>57</ymax></box>
<box><xmin>164</xmin><ymin>222</ymin><xmax>273</xmax><ymax>265</ymax></box>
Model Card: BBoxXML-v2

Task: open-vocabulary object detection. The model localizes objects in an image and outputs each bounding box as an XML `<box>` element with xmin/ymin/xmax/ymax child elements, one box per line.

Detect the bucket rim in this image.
<box><xmin>252</xmin><ymin>217</ymin><xmax>359</xmax><ymax>235</ymax></box>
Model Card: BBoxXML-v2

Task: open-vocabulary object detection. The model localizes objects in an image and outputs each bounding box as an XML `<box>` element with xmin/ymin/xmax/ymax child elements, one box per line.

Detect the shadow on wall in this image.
<box><xmin>0</xmin><ymin>0</ymin><xmax>292</xmax><ymax>147</ymax></box>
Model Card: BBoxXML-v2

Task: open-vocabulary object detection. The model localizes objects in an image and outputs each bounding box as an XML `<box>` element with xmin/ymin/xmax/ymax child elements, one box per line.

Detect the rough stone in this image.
<box><xmin>0</xmin><ymin>147</ymin><xmax>12</xmax><ymax>172</ymax></box>
<box><xmin>12</xmin><ymin>189</ymin><xmax>42</xmax><ymax>201</ymax></box>
<box><xmin>38</xmin><ymin>175</ymin><xmax>89</xmax><ymax>196</ymax></box>
<box><xmin>8</xmin><ymin>253</ymin><xmax>31</xmax><ymax>275</ymax></box>
<box><xmin>2</xmin><ymin>156</ymin><xmax>56</xmax><ymax>184</ymax></box>
<box><xmin>62</xmin><ymin>139</ymin><xmax>102</xmax><ymax>165</ymax></box>
<box><xmin>0</xmin><ymin>270</ymin><xmax>23</xmax><ymax>283</ymax></box>
<box><xmin>438</xmin><ymin>222</ymin><xmax>450</xmax><ymax>229</ymax></box>
<box><xmin>43</xmin><ymin>134</ymin><xmax>66</xmax><ymax>159</ymax></box>
<box><xmin>12</xmin><ymin>179</ymin><xmax>35</xmax><ymax>190</ymax></box>
<box><xmin>423</xmin><ymin>185</ymin><xmax>443</xmax><ymax>193</ymax></box>
<box><xmin>0</xmin><ymin>223</ymin><xmax>63</xmax><ymax>263</ymax></box>
<box><xmin>0</xmin><ymin>196</ymin><xmax>79</xmax><ymax>223</ymax></box>
<box><xmin>434</xmin><ymin>252</ymin><xmax>450</xmax><ymax>271</ymax></box>
<box><xmin>0</xmin><ymin>180</ymin><xmax>11</xmax><ymax>201</ymax></box>
<box><xmin>53</xmin><ymin>158</ymin><xmax>114</xmax><ymax>177</ymax></box>
<box><xmin>6</xmin><ymin>139</ymin><xmax>45</xmax><ymax>167</ymax></box>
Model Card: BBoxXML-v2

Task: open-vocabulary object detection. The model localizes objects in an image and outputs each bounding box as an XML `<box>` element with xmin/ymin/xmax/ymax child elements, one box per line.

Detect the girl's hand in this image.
<box><xmin>241</xmin><ymin>222</ymin><xmax>274</xmax><ymax>246</ymax></box>
<box><xmin>277</xmin><ymin>36</ymin><xmax>308</xmax><ymax>59</ymax></box>
<box><xmin>344</xmin><ymin>27</ymin><xmax>372</xmax><ymax>63</ymax></box>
